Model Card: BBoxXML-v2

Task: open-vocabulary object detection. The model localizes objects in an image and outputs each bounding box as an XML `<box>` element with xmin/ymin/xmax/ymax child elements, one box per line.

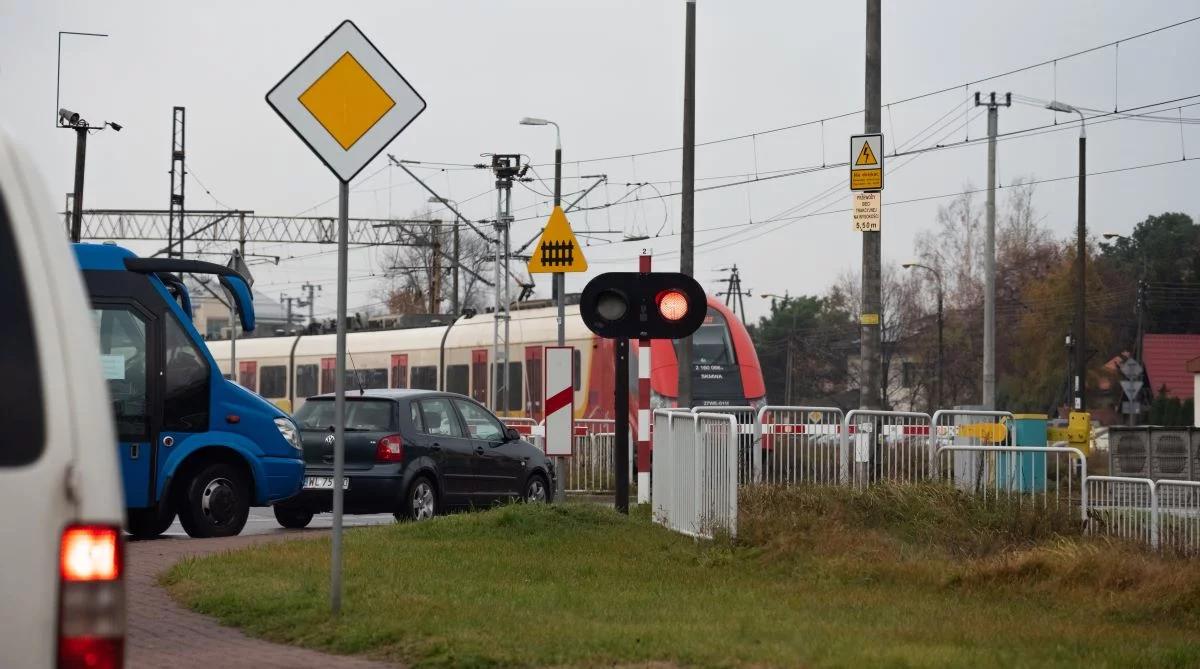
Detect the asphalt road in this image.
<box><xmin>161</xmin><ymin>507</ymin><xmax>396</xmax><ymax>537</ymax></box>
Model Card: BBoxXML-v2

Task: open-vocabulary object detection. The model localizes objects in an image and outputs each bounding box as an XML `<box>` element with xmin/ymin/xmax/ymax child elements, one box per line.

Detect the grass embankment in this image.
<box><xmin>164</xmin><ymin>487</ymin><xmax>1200</xmax><ymax>668</ymax></box>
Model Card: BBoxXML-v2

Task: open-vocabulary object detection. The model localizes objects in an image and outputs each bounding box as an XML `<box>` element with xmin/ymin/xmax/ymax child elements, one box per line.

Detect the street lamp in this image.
<box><xmin>902</xmin><ymin>263</ymin><xmax>944</xmax><ymax>411</ymax></box>
<box><xmin>1046</xmin><ymin>100</ymin><xmax>1088</xmax><ymax>411</ymax></box>
<box><xmin>761</xmin><ymin>292</ymin><xmax>797</xmax><ymax>405</ymax></box>
<box><xmin>428</xmin><ymin>196</ymin><xmax>460</xmax><ymax>316</ymax></box>
<box><xmin>519</xmin><ymin>116</ymin><xmax>566</xmax><ymax>346</ymax></box>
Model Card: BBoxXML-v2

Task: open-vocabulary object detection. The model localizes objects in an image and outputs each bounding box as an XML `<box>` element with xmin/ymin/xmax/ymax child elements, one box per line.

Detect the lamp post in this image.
<box><xmin>761</xmin><ymin>292</ymin><xmax>796</xmax><ymax>405</ymax></box>
<box><xmin>902</xmin><ymin>263</ymin><xmax>944</xmax><ymax>411</ymax></box>
<box><xmin>1047</xmin><ymin>100</ymin><xmax>1087</xmax><ymax>411</ymax></box>
<box><xmin>519</xmin><ymin>116</ymin><xmax>565</xmax><ymax>347</ymax></box>
<box><xmin>428</xmin><ymin>196</ymin><xmax>460</xmax><ymax>316</ymax></box>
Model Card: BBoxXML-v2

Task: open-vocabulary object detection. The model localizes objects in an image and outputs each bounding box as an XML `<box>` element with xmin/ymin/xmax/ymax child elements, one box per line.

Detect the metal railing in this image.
<box><xmin>1086</xmin><ymin>476</ymin><xmax>1158</xmax><ymax>548</ymax></box>
<box><xmin>755</xmin><ymin>405</ymin><xmax>845</xmax><ymax>486</ymax></box>
<box><xmin>692</xmin><ymin>406</ymin><xmax>757</xmax><ymax>483</ymax></box>
<box><xmin>1157</xmin><ymin>480</ymin><xmax>1200</xmax><ymax>556</ymax></box>
<box><xmin>936</xmin><ymin>445</ymin><xmax>1088</xmax><ymax>522</ymax></box>
<box><xmin>842</xmin><ymin>409</ymin><xmax>933</xmax><ymax>486</ymax></box>
<box><xmin>652</xmin><ymin>410</ymin><xmax>738</xmax><ymax>539</ymax></box>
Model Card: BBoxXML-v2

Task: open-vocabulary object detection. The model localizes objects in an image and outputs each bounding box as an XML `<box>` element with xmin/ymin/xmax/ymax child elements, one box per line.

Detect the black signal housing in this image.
<box><xmin>580</xmin><ymin>272</ymin><xmax>707</xmax><ymax>339</ymax></box>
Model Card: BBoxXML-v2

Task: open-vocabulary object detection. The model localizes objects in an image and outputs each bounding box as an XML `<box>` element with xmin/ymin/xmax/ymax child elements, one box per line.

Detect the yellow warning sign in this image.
<box><xmin>850</xmin><ymin>134</ymin><xmax>884</xmax><ymax>191</ymax></box>
<box><xmin>527</xmin><ymin>206</ymin><xmax>588</xmax><ymax>274</ymax></box>
<box><xmin>855</xmin><ymin>141</ymin><xmax>878</xmax><ymax>166</ymax></box>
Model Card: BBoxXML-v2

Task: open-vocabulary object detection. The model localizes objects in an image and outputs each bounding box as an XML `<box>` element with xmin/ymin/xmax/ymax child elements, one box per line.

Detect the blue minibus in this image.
<box><xmin>74</xmin><ymin>243</ymin><xmax>304</xmax><ymax>537</ymax></box>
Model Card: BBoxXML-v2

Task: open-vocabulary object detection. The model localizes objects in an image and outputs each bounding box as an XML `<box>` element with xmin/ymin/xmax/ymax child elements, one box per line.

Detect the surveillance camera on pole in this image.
<box><xmin>579</xmin><ymin>271</ymin><xmax>707</xmax><ymax>513</ymax></box>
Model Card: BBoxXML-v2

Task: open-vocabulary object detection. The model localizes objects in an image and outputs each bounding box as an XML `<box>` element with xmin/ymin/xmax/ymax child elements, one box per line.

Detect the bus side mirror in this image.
<box><xmin>218</xmin><ymin>275</ymin><xmax>257</xmax><ymax>333</ymax></box>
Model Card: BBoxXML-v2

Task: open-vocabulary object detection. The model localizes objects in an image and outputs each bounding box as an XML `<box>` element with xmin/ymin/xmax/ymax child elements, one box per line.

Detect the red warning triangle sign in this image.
<box><xmin>855</xmin><ymin>141</ymin><xmax>878</xmax><ymax>166</ymax></box>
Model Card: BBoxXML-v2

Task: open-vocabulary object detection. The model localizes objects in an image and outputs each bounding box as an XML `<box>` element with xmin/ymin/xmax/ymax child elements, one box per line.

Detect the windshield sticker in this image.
<box><xmin>100</xmin><ymin>354</ymin><xmax>125</xmax><ymax>380</ymax></box>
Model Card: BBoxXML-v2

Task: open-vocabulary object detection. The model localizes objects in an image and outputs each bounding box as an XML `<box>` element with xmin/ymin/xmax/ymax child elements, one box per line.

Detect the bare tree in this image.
<box><xmin>373</xmin><ymin>210</ymin><xmax>496</xmax><ymax>315</ymax></box>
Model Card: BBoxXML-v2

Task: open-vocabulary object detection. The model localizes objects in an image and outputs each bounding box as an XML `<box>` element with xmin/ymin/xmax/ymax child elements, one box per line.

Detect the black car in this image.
<box><xmin>272</xmin><ymin>389</ymin><xmax>555</xmax><ymax>528</ymax></box>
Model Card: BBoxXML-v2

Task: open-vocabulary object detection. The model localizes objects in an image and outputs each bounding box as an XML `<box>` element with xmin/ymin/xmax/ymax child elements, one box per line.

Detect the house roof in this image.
<box><xmin>1143</xmin><ymin>334</ymin><xmax>1200</xmax><ymax>400</ymax></box>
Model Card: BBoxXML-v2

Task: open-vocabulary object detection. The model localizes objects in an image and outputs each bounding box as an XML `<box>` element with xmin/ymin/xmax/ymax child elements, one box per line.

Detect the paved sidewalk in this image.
<box><xmin>127</xmin><ymin>531</ymin><xmax>401</xmax><ymax>669</ymax></box>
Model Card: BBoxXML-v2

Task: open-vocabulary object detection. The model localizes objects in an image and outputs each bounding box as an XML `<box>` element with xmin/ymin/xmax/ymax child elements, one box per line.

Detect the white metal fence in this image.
<box><xmin>842</xmin><ymin>409</ymin><xmax>933</xmax><ymax>486</ymax></box>
<box><xmin>652</xmin><ymin>410</ymin><xmax>738</xmax><ymax>539</ymax></box>
<box><xmin>755</xmin><ymin>406</ymin><xmax>845</xmax><ymax>486</ymax></box>
<box><xmin>1157</xmin><ymin>480</ymin><xmax>1200</xmax><ymax>556</ymax></box>
<box><xmin>692</xmin><ymin>406</ymin><xmax>757</xmax><ymax>483</ymax></box>
<box><xmin>1086</xmin><ymin>476</ymin><xmax>1158</xmax><ymax>548</ymax></box>
<box><xmin>937</xmin><ymin>445</ymin><xmax>1088</xmax><ymax>522</ymax></box>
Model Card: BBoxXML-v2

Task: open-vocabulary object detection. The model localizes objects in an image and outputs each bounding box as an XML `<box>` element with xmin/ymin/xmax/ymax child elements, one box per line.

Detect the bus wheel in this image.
<box><xmin>178</xmin><ymin>462</ymin><xmax>250</xmax><ymax>538</ymax></box>
<box><xmin>126</xmin><ymin>503</ymin><xmax>175</xmax><ymax>539</ymax></box>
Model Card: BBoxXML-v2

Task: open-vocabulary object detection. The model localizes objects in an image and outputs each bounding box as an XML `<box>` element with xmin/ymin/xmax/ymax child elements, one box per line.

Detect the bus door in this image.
<box><xmin>93</xmin><ymin>300</ymin><xmax>161</xmax><ymax>508</ymax></box>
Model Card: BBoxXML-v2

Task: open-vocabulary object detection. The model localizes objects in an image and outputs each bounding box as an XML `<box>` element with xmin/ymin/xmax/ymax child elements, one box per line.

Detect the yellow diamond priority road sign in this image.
<box><xmin>267</xmin><ymin>20</ymin><xmax>426</xmax><ymax>182</ymax></box>
<box><xmin>528</xmin><ymin>206</ymin><xmax>588</xmax><ymax>273</ymax></box>
<box><xmin>849</xmin><ymin>133</ymin><xmax>883</xmax><ymax>191</ymax></box>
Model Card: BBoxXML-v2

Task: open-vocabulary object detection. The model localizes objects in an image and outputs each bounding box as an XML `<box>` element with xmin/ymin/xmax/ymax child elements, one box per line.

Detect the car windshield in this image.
<box><xmin>294</xmin><ymin>399</ymin><xmax>395</xmax><ymax>431</ymax></box>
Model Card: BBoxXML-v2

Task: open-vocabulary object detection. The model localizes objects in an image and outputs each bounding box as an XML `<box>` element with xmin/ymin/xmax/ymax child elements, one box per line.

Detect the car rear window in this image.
<box><xmin>0</xmin><ymin>190</ymin><xmax>44</xmax><ymax>467</ymax></box>
<box><xmin>294</xmin><ymin>399</ymin><xmax>396</xmax><ymax>431</ymax></box>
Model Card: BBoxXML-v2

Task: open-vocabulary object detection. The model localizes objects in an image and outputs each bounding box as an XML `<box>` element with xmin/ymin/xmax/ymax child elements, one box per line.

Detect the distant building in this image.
<box><xmin>191</xmin><ymin>289</ymin><xmax>297</xmax><ymax>340</ymax></box>
<box><xmin>1142</xmin><ymin>334</ymin><xmax>1200</xmax><ymax>401</ymax></box>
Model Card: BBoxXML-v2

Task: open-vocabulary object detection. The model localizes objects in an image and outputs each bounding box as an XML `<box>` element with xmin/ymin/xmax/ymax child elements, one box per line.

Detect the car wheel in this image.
<box><xmin>126</xmin><ymin>502</ymin><xmax>176</xmax><ymax>539</ymax></box>
<box><xmin>523</xmin><ymin>474</ymin><xmax>549</xmax><ymax>503</ymax></box>
<box><xmin>177</xmin><ymin>462</ymin><xmax>250</xmax><ymax>538</ymax></box>
<box><xmin>399</xmin><ymin>476</ymin><xmax>437</xmax><ymax>522</ymax></box>
<box><xmin>273</xmin><ymin>505</ymin><xmax>314</xmax><ymax>529</ymax></box>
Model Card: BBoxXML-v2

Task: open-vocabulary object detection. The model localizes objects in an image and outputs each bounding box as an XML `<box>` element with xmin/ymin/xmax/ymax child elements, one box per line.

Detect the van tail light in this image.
<box><xmin>375</xmin><ymin>434</ymin><xmax>405</xmax><ymax>463</ymax></box>
<box><xmin>58</xmin><ymin>524</ymin><xmax>124</xmax><ymax>669</ymax></box>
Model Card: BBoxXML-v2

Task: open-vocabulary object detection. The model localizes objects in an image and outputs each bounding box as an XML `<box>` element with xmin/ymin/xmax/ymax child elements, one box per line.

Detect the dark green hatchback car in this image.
<box><xmin>273</xmin><ymin>389</ymin><xmax>555</xmax><ymax>528</ymax></box>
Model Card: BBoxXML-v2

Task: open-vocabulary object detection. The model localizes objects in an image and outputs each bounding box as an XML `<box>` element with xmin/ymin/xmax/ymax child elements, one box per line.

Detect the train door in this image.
<box><xmin>238</xmin><ymin>360</ymin><xmax>257</xmax><ymax>392</ymax></box>
<box><xmin>471</xmin><ymin>349</ymin><xmax>488</xmax><ymax>404</ymax></box>
<box><xmin>525</xmin><ymin>346</ymin><xmax>543</xmax><ymax>421</ymax></box>
<box><xmin>390</xmin><ymin>353</ymin><xmax>408</xmax><ymax>388</ymax></box>
<box><xmin>320</xmin><ymin>356</ymin><xmax>335</xmax><ymax>393</ymax></box>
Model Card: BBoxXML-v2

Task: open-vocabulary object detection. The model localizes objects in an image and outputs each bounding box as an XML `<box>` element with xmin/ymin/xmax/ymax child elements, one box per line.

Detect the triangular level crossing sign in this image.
<box><xmin>855</xmin><ymin>141</ymin><xmax>878</xmax><ymax>166</ymax></box>
<box><xmin>528</xmin><ymin>206</ymin><xmax>588</xmax><ymax>273</ymax></box>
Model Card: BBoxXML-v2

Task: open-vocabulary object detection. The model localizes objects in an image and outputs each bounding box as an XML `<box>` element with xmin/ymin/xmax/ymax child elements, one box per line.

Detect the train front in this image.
<box><xmin>649</xmin><ymin>297</ymin><xmax>766</xmax><ymax>411</ymax></box>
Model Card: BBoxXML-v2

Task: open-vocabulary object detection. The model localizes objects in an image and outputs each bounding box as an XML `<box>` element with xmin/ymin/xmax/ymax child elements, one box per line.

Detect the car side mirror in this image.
<box><xmin>504</xmin><ymin>427</ymin><xmax>520</xmax><ymax>442</ymax></box>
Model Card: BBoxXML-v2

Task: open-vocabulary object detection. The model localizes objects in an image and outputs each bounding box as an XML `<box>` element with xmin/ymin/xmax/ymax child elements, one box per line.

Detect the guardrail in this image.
<box><xmin>652</xmin><ymin>410</ymin><xmax>737</xmax><ymax>539</ymax></box>
<box><xmin>843</xmin><ymin>409</ymin><xmax>933</xmax><ymax>486</ymax></box>
<box><xmin>754</xmin><ymin>405</ymin><xmax>845</xmax><ymax>486</ymax></box>
<box><xmin>936</xmin><ymin>445</ymin><xmax>1088</xmax><ymax>522</ymax></box>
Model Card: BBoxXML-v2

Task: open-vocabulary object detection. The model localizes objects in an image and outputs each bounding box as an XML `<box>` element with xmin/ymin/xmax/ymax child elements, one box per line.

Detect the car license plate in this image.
<box><xmin>303</xmin><ymin>476</ymin><xmax>349</xmax><ymax>490</ymax></box>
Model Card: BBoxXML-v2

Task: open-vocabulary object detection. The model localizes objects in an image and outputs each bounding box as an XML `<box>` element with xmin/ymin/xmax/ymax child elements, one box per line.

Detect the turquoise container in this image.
<box><xmin>996</xmin><ymin>414</ymin><xmax>1047</xmax><ymax>492</ymax></box>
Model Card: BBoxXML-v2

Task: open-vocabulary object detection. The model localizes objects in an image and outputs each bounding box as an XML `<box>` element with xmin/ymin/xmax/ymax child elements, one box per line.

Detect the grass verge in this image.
<box><xmin>164</xmin><ymin>489</ymin><xmax>1200</xmax><ymax>668</ymax></box>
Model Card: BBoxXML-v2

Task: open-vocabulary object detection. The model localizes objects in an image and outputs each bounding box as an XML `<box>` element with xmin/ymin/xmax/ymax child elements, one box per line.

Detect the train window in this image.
<box><xmin>685</xmin><ymin>310</ymin><xmax>736</xmax><ymax>365</ymax></box>
<box><xmin>411</xmin><ymin>366</ymin><xmax>438</xmax><ymax>390</ymax></box>
<box><xmin>446</xmin><ymin>364</ymin><xmax>469</xmax><ymax>396</ymax></box>
<box><xmin>238</xmin><ymin>360</ymin><xmax>257</xmax><ymax>392</ymax></box>
<box><xmin>260</xmin><ymin>365</ymin><xmax>286</xmax><ymax>398</ymax></box>
<box><xmin>0</xmin><ymin>191</ymin><xmax>45</xmax><ymax>466</ymax></box>
<box><xmin>343</xmin><ymin>369</ymin><xmax>387</xmax><ymax>390</ymax></box>
<box><xmin>390</xmin><ymin>354</ymin><xmax>408</xmax><ymax>389</ymax></box>
<box><xmin>163</xmin><ymin>314</ymin><xmax>210</xmax><ymax>431</ymax></box>
<box><xmin>493</xmin><ymin>362</ymin><xmax>523</xmax><ymax>412</ymax></box>
<box><xmin>295</xmin><ymin>364</ymin><xmax>318</xmax><ymax>398</ymax></box>
<box><xmin>573</xmin><ymin>349</ymin><xmax>581</xmax><ymax>391</ymax></box>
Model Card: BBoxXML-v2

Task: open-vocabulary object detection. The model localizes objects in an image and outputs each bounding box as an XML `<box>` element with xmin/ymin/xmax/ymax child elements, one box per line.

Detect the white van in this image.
<box><xmin>0</xmin><ymin>129</ymin><xmax>125</xmax><ymax>667</ymax></box>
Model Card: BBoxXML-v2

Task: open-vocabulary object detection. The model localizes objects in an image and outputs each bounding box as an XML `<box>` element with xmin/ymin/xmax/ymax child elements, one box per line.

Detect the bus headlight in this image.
<box><xmin>274</xmin><ymin>417</ymin><xmax>302</xmax><ymax>451</ymax></box>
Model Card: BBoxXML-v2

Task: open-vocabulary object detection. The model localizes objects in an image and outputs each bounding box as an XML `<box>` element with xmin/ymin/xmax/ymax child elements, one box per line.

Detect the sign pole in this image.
<box><xmin>614</xmin><ymin>337</ymin><xmax>630</xmax><ymax>514</ymax></box>
<box><xmin>331</xmin><ymin>179</ymin><xmax>348</xmax><ymax>615</ymax></box>
<box><xmin>637</xmin><ymin>254</ymin><xmax>652</xmax><ymax>505</ymax></box>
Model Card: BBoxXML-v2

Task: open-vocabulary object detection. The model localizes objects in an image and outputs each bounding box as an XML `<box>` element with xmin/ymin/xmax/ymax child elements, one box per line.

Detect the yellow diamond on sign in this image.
<box><xmin>299</xmin><ymin>52</ymin><xmax>396</xmax><ymax>150</ymax></box>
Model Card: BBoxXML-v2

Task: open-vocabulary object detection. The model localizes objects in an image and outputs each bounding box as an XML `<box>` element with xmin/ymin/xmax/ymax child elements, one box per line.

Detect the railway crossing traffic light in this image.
<box><xmin>579</xmin><ymin>271</ymin><xmax>707</xmax><ymax>514</ymax></box>
<box><xmin>580</xmin><ymin>272</ymin><xmax>707</xmax><ymax>340</ymax></box>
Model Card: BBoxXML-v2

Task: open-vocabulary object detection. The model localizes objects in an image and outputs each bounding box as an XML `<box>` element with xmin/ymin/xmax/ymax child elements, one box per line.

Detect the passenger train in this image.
<box><xmin>205</xmin><ymin>296</ymin><xmax>766</xmax><ymax>419</ymax></box>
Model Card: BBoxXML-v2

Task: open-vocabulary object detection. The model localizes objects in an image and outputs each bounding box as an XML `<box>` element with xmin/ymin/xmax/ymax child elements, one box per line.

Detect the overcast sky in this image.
<box><xmin>4</xmin><ymin>0</ymin><xmax>1199</xmax><ymax>321</ymax></box>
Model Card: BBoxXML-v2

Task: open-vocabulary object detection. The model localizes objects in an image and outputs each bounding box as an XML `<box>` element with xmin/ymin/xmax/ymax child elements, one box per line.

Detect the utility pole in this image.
<box><xmin>975</xmin><ymin>92</ymin><xmax>1010</xmax><ymax>409</ymax></box>
<box><xmin>491</xmin><ymin>155</ymin><xmax>521</xmax><ymax>413</ymax></box>
<box><xmin>678</xmin><ymin>0</ymin><xmax>697</xmax><ymax>409</ymax></box>
<box><xmin>169</xmin><ymin>107</ymin><xmax>186</xmax><ymax>259</ymax></box>
<box><xmin>280</xmin><ymin>294</ymin><xmax>297</xmax><ymax>333</ymax></box>
<box><xmin>301</xmin><ymin>281</ymin><xmax>321</xmax><ymax>328</ymax></box>
<box><xmin>430</xmin><ymin>221</ymin><xmax>442</xmax><ymax>314</ymax></box>
<box><xmin>859</xmin><ymin>0</ymin><xmax>882</xmax><ymax>410</ymax></box>
<box><xmin>1075</xmin><ymin>125</ymin><xmax>1088</xmax><ymax>412</ymax></box>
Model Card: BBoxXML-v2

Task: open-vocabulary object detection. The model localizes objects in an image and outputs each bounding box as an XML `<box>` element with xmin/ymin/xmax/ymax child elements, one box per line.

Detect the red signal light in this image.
<box><xmin>656</xmin><ymin>289</ymin><xmax>689</xmax><ymax>321</ymax></box>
